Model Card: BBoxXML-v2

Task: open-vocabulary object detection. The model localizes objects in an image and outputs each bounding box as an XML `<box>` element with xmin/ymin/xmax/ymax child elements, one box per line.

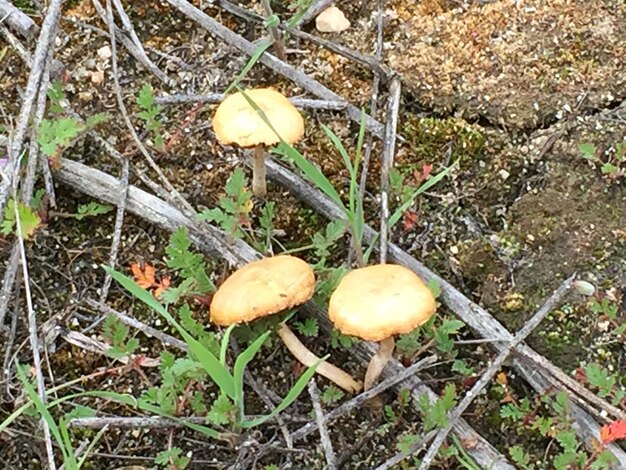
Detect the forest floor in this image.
<box><xmin>1</xmin><ymin>0</ymin><xmax>626</xmax><ymax>469</ymax></box>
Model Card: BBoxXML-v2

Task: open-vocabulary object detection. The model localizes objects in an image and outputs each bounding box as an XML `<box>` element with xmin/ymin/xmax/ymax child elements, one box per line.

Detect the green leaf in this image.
<box><xmin>207</xmin><ymin>393</ymin><xmax>237</xmax><ymax>426</ymax></box>
<box><xmin>137</xmin><ymin>83</ymin><xmax>156</xmax><ymax>109</ymax></box>
<box><xmin>74</xmin><ymin>202</ymin><xmax>114</xmax><ymax>220</ymax></box>
<box><xmin>16</xmin><ymin>363</ymin><xmax>76</xmax><ymax>467</ymax></box>
<box><xmin>584</xmin><ymin>363</ymin><xmax>615</xmax><ymax>397</ymax></box>
<box><xmin>294</xmin><ymin>318</ymin><xmax>318</xmax><ymax>337</ymax></box>
<box><xmin>321</xmin><ymin>385</ymin><xmax>344</xmax><ymax>405</ymax></box>
<box><xmin>38</xmin><ymin>117</ymin><xmax>84</xmax><ymax>157</ymax></box>
<box><xmin>225</xmin><ymin>40</ymin><xmax>273</xmax><ymax>95</ymax></box>
<box><xmin>579</xmin><ymin>143</ymin><xmax>597</xmax><ymax>161</ymax></box>
<box><xmin>1</xmin><ymin>199</ymin><xmax>41</xmax><ymax>239</ymax></box>
<box><xmin>233</xmin><ymin>331</ymin><xmax>271</xmax><ymax>412</ymax></box>
<box><xmin>274</xmin><ymin>142</ymin><xmax>345</xmax><ymax>212</ymax></box>
<box><xmin>104</xmin><ymin>267</ymin><xmax>235</xmax><ymax>399</ymax></box>
<box><xmin>85</xmin><ymin>113</ymin><xmax>110</xmax><ymax>128</ymax></box>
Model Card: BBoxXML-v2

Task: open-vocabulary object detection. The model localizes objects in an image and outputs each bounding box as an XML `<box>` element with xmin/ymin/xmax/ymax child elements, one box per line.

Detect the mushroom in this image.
<box><xmin>210</xmin><ymin>255</ymin><xmax>362</xmax><ymax>393</ymax></box>
<box><xmin>315</xmin><ymin>6</ymin><xmax>351</xmax><ymax>33</ymax></box>
<box><xmin>328</xmin><ymin>264</ymin><xmax>436</xmax><ymax>390</ymax></box>
<box><xmin>212</xmin><ymin>88</ymin><xmax>304</xmax><ymax>199</ymax></box>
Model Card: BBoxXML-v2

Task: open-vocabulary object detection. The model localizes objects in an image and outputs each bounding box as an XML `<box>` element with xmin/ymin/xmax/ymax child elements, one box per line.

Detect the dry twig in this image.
<box><xmin>417</xmin><ymin>275</ymin><xmax>575</xmax><ymax>469</ymax></box>
<box><xmin>308</xmin><ymin>379</ymin><xmax>337</xmax><ymax>470</ymax></box>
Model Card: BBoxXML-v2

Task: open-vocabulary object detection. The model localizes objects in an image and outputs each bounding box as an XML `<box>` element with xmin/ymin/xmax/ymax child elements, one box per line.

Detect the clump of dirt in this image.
<box><xmin>387</xmin><ymin>0</ymin><xmax>626</xmax><ymax>129</ymax></box>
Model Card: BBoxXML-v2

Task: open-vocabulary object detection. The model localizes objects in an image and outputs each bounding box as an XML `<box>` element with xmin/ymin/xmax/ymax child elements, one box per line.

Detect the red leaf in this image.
<box><xmin>402</xmin><ymin>211</ymin><xmax>419</xmax><ymax>232</ymax></box>
<box><xmin>130</xmin><ymin>262</ymin><xmax>156</xmax><ymax>289</ymax></box>
<box><xmin>601</xmin><ymin>420</ymin><xmax>626</xmax><ymax>444</ymax></box>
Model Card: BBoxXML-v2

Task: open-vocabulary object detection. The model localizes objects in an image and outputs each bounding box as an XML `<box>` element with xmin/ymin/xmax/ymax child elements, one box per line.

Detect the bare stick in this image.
<box><xmin>219</xmin><ymin>0</ymin><xmax>389</xmax><ymax>78</ymax></box>
<box><xmin>260</xmin><ymin>0</ymin><xmax>286</xmax><ymax>60</ymax></box>
<box><xmin>0</xmin><ymin>0</ymin><xmax>38</xmax><ymax>38</ymax></box>
<box><xmin>379</xmin><ymin>76</ymin><xmax>401</xmax><ymax>263</ymax></box>
<box><xmin>261</xmin><ymin>157</ymin><xmax>626</xmax><ymax>464</ymax></box>
<box><xmin>417</xmin><ymin>275</ymin><xmax>575</xmax><ymax>469</ymax></box>
<box><xmin>294</xmin><ymin>0</ymin><xmax>334</xmax><ymax>27</ymax></box>
<box><xmin>63</xmin><ymin>331</ymin><xmax>160</xmax><ymax>367</ymax></box>
<box><xmin>308</xmin><ymin>379</ymin><xmax>337</xmax><ymax>470</ymax></box>
<box><xmin>55</xmin><ymin>159</ymin><xmax>513</xmax><ymax>469</ymax></box>
<box><xmin>292</xmin><ymin>354</ymin><xmax>436</xmax><ymax>441</ymax></box>
<box><xmin>166</xmin><ymin>0</ymin><xmax>385</xmax><ymax>137</ymax></box>
<box><xmin>352</xmin><ymin>0</ymin><xmax>385</xmax><ymax>266</ymax></box>
<box><xmin>69</xmin><ymin>416</ymin><xmax>209</xmax><ymax>429</ymax></box>
<box><xmin>154</xmin><ymin>93</ymin><xmax>347</xmax><ymax>110</ymax></box>
<box><xmin>91</xmin><ymin>0</ymin><xmax>172</xmax><ymax>85</ymax></box>
<box><xmin>13</xmin><ymin>186</ymin><xmax>56</xmax><ymax>468</ymax></box>
<box><xmin>0</xmin><ymin>23</ymin><xmax>32</xmax><ymax>66</ymax></box>
<box><xmin>1</xmin><ymin>0</ymin><xmax>63</xmax><ymax>217</ymax></box>
<box><xmin>84</xmin><ymin>299</ymin><xmax>189</xmax><ymax>351</ymax></box>
<box><xmin>514</xmin><ymin>348</ymin><xmax>626</xmax><ymax>422</ymax></box>
<box><xmin>358</xmin><ymin>0</ymin><xmax>386</xmax><ymax>199</ymax></box>
<box><xmin>99</xmin><ymin>0</ymin><xmax>130</xmax><ymax>303</ymax></box>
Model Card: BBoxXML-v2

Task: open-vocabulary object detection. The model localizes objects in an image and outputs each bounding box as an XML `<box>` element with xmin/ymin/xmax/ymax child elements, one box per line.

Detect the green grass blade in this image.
<box><xmin>105</xmin><ymin>267</ymin><xmax>235</xmax><ymax>399</ymax></box>
<box><xmin>241</xmin><ymin>355</ymin><xmax>327</xmax><ymax>428</ymax></box>
<box><xmin>321</xmin><ymin>123</ymin><xmax>353</xmax><ymax>175</ymax></box>
<box><xmin>76</xmin><ymin>424</ymin><xmax>108</xmax><ymax>468</ymax></box>
<box><xmin>233</xmin><ymin>331</ymin><xmax>271</xmax><ymax>412</ymax></box>
<box><xmin>389</xmin><ymin>164</ymin><xmax>455</xmax><ymax>229</ymax></box>
<box><xmin>225</xmin><ymin>40</ymin><xmax>272</xmax><ymax>95</ymax></box>
<box><xmin>16</xmin><ymin>364</ymin><xmax>71</xmax><ymax>467</ymax></box>
<box><xmin>275</xmin><ymin>142</ymin><xmax>346</xmax><ymax>210</ymax></box>
<box><xmin>59</xmin><ymin>419</ymin><xmax>79</xmax><ymax>470</ymax></box>
<box><xmin>234</xmin><ymin>87</ymin><xmax>347</xmax><ymax>211</ymax></box>
<box><xmin>220</xmin><ymin>324</ymin><xmax>236</xmax><ymax>366</ymax></box>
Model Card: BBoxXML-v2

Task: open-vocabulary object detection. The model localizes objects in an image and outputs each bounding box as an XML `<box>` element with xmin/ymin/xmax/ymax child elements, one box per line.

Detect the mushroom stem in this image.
<box><xmin>363</xmin><ymin>336</ymin><xmax>395</xmax><ymax>391</ymax></box>
<box><xmin>277</xmin><ymin>323</ymin><xmax>362</xmax><ymax>393</ymax></box>
<box><xmin>252</xmin><ymin>144</ymin><xmax>267</xmax><ymax>198</ymax></box>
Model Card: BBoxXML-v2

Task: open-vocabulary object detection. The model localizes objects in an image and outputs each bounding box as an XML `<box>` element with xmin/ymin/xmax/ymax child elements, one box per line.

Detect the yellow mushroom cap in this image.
<box><xmin>328</xmin><ymin>264</ymin><xmax>436</xmax><ymax>342</ymax></box>
<box><xmin>212</xmin><ymin>88</ymin><xmax>304</xmax><ymax>148</ymax></box>
<box><xmin>210</xmin><ymin>255</ymin><xmax>315</xmax><ymax>326</ymax></box>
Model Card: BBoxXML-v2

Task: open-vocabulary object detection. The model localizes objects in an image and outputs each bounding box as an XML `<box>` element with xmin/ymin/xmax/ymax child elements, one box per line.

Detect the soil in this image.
<box><xmin>1</xmin><ymin>0</ymin><xmax>625</xmax><ymax>469</ymax></box>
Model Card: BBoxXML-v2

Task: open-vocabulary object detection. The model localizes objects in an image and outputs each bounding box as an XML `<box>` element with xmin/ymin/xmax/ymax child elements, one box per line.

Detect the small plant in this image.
<box><xmin>198</xmin><ymin>168</ymin><xmax>254</xmax><ymax>240</ymax></box>
<box><xmin>1</xmin><ymin>198</ymin><xmax>41</xmax><ymax>239</ymax></box>
<box><xmin>101</xmin><ymin>315</ymin><xmax>139</xmax><ymax>358</ymax></box>
<box><xmin>162</xmin><ymin>226</ymin><xmax>214</xmax><ymax>304</ymax></box>
<box><xmin>500</xmin><ymin>389</ymin><xmax>619</xmax><ymax>469</ymax></box>
<box><xmin>155</xmin><ymin>447</ymin><xmax>190</xmax><ymax>469</ymax></box>
<box><xmin>14</xmin><ymin>364</ymin><xmax>108</xmax><ymax>470</ymax></box>
<box><xmin>38</xmin><ymin>80</ymin><xmax>108</xmax><ymax>165</ymax></box>
<box><xmin>320</xmin><ymin>384</ymin><xmax>345</xmax><ymax>405</ymax></box>
<box><xmin>580</xmin><ymin>142</ymin><xmax>625</xmax><ymax>180</ymax></box>
<box><xmin>137</xmin><ymin>83</ymin><xmax>165</xmax><ymax>150</ymax></box>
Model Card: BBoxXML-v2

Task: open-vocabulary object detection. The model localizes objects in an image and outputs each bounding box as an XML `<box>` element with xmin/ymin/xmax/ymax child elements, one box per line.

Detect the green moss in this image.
<box><xmin>400</xmin><ymin>115</ymin><xmax>486</xmax><ymax>168</ymax></box>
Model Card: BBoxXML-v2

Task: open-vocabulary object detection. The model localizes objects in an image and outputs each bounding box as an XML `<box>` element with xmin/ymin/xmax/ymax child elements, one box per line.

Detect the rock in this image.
<box><xmin>315</xmin><ymin>6</ymin><xmax>350</xmax><ymax>33</ymax></box>
<box><xmin>97</xmin><ymin>45</ymin><xmax>112</xmax><ymax>61</ymax></box>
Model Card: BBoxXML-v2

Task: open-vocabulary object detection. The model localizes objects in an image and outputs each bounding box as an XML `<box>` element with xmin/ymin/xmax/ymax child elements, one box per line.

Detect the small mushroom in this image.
<box><xmin>315</xmin><ymin>6</ymin><xmax>351</xmax><ymax>33</ymax></box>
<box><xmin>210</xmin><ymin>255</ymin><xmax>362</xmax><ymax>393</ymax></box>
<box><xmin>328</xmin><ymin>264</ymin><xmax>436</xmax><ymax>390</ymax></box>
<box><xmin>212</xmin><ymin>88</ymin><xmax>304</xmax><ymax>198</ymax></box>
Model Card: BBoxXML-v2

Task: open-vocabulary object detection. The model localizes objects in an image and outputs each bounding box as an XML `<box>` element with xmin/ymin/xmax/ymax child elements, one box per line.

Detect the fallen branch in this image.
<box><xmin>0</xmin><ymin>0</ymin><xmax>38</xmax><ymax>38</ymax></box>
<box><xmin>154</xmin><ymin>93</ymin><xmax>347</xmax><ymax>110</ymax></box>
<box><xmin>417</xmin><ymin>275</ymin><xmax>575</xmax><ymax>469</ymax></box>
